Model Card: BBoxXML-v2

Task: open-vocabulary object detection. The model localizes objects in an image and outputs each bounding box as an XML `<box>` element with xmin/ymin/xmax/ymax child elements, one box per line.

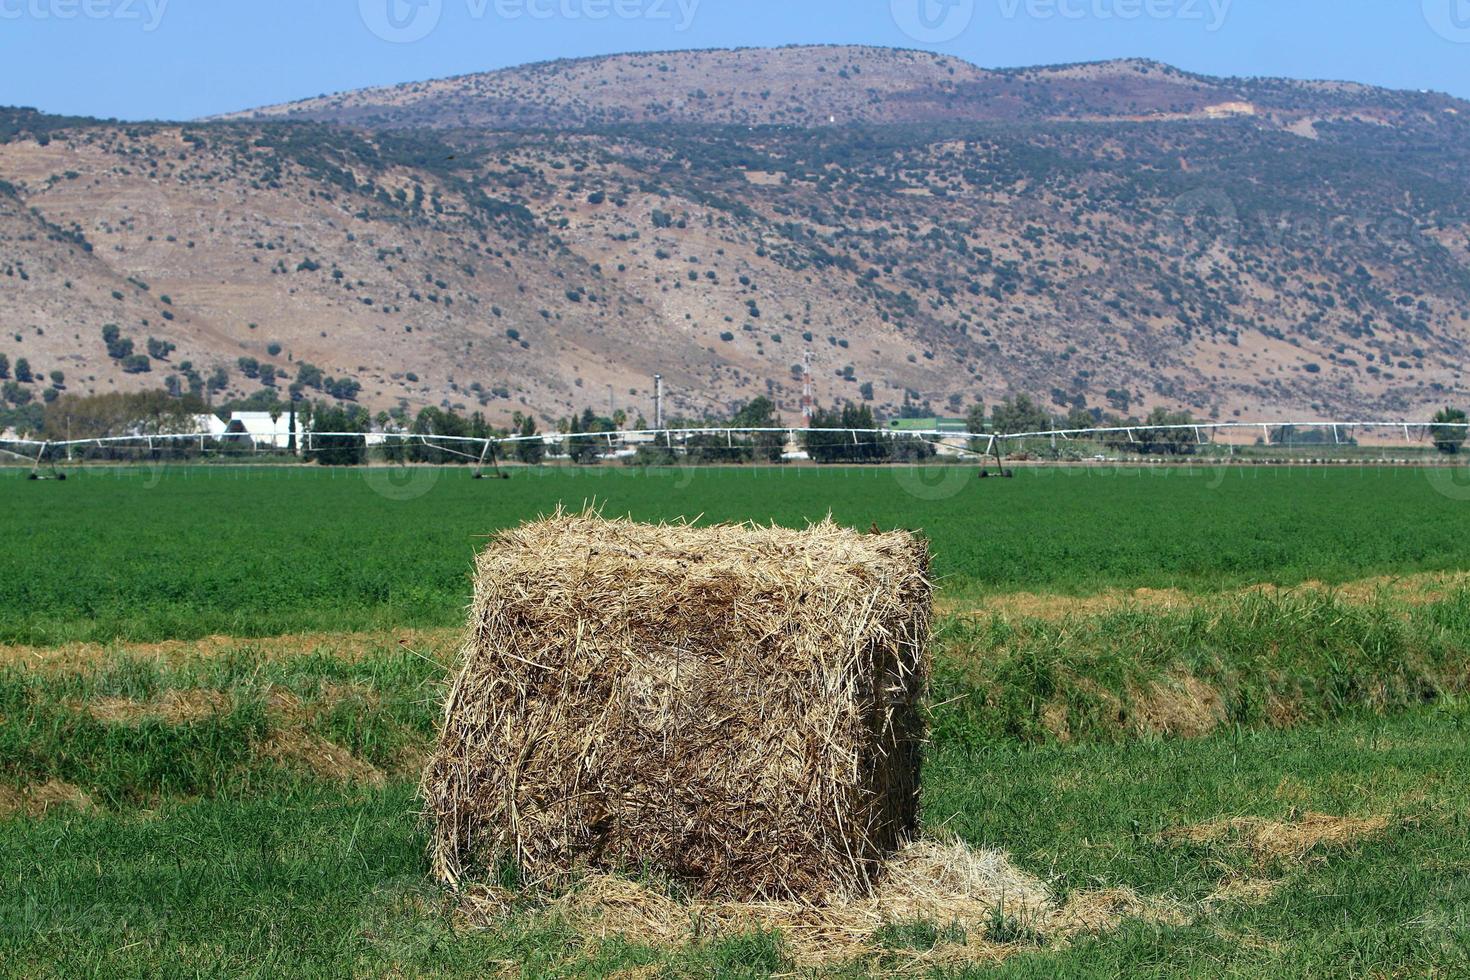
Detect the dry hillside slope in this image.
<box><xmin>2</xmin><ymin>47</ymin><xmax>1468</xmax><ymax>426</ymax></box>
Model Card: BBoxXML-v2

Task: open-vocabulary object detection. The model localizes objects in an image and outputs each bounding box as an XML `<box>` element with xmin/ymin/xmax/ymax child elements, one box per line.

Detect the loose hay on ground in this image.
<box><xmin>1163</xmin><ymin>812</ymin><xmax>1392</xmax><ymax>861</ymax></box>
<box><xmin>0</xmin><ymin>629</ymin><xmax>459</xmax><ymax>674</ymax></box>
<box><xmin>0</xmin><ymin>780</ymin><xmax>94</xmax><ymax>820</ymax></box>
<box><xmin>77</xmin><ymin>689</ymin><xmax>229</xmax><ymax>726</ymax></box>
<box><xmin>68</xmin><ymin>683</ymin><xmax>380</xmax><ymax>728</ymax></box>
<box><xmin>1129</xmin><ymin>671</ymin><xmax>1228</xmax><ymax>738</ymax></box>
<box><xmin>423</xmin><ymin>512</ymin><xmax>933</xmax><ymax>901</ymax></box>
<box><xmin>460</xmin><ymin>837</ymin><xmax>1182</xmax><ymax>968</ymax></box>
<box><xmin>263</xmin><ymin>732</ymin><xmax>386</xmax><ymax>787</ymax></box>
<box><xmin>939</xmin><ymin>571</ymin><xmax>1470</xmax><ymax>621</ymax></box>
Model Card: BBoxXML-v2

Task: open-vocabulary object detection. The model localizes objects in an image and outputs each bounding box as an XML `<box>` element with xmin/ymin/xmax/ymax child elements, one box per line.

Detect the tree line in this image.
<box><xmin>14</xmin><ymin>388</ymin><xmax>1465</xmax><ymax>467</ymax></box>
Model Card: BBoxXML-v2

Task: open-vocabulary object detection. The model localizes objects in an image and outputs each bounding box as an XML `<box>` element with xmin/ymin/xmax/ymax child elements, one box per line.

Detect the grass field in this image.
<box><xmin>5</xmin><ymin>463</ymin><xmax>1470</xmax><ymax>644</ymax></box>
<box><xmin>2</xmin><ymin>463</ymin><xmax>1469</xmax><ymax>977</ymax></box>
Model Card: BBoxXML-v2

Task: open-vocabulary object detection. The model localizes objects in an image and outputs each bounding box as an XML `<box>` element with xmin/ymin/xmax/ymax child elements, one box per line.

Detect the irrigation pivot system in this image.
<box><xmin>3</xmin><ymin>420</ymin><xmax>1469</xmax><ymax>479</ymax></box>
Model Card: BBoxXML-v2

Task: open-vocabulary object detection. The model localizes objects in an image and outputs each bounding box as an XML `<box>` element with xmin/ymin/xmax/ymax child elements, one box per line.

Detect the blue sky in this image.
<box><xmin>3</xmin><ymin>0</ymin><xmax>1470</xmax><ymax>120</ymax></box>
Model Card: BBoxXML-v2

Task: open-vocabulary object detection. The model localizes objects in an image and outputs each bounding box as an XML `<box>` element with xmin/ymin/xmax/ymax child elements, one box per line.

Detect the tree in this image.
<box><xmin>566</xmin><ymin>408</ymin><xmax>612</xmax><ymax>464</ymax></box>
<box><xmin>731</xmin><ymin>396</ymin><xmax>785</xmax><ymax>462</ymax></box>
<box><xmin>2</xmin><ymin>381</ymin><xmax>30</xmax><ymax>406</ymax></box>
<box><xmin>287</xmin><ymin>397</ymin><xmax>299</xmax><ymax>455</ymax></box>
<box><xmin>512</xmin><ymin>412</ymin><xmax>544</xmax><ymax>465</ymax></box>
<box><xmin>0</xmin><ymin>354</ymin><xmax>8</xmax><ymax>380</ymax></box>
<box><xmin>899</xmin><ymin>395</ymin><xmax>934</xmax><ymax>420</ymax></box>
<box><xmin>989</xmin><ymin>395</ymin><xmax>1049</xmax><ymax>435</ymax></box>
<box><xmin>889</xmin><ymin>434</ymin><xmax>937</xmax><ymax>462</ymax></box>
<box><xmin>1432</xmin><ymin>407</ymin><xmax>1468</xmax><ymax>455</ymax></box>
<box><xmin>43</xmin><ymin>390</ymin><xmax>207</xmax><ymax>440</ymax></box>
<box><xmin>1065</xmin><ymin>406</ymin><xmax>1097</xmax><ymax>432</ymax></box>
<box><xmin>1130</xmin><ymin>408</ymin><xmax>1199</xmax><ymax>455</ymax></box>
<box><xmin>296</xmin><ymin>362</ymin><xmax>324</xmax><ymax>389</ymax></box>
<box><xmin>102</xmin><ymin>325</ymin><xmax>133</xmax><ymax>360</ymax></box>
<box><xmin>842</xmin><ymin>402</ymin><xmax>883</xmax><ymax>462</ymax></box>
<box><xmin>804</xmin><ymin>403</ymin><xmax>883</xmax><ymax>464</ymax></box>
<box><xmin>14</xmin><ymin>358</ymin><xmax>32</xmax><ymax>383</ymax></box>
<box><xmin>305</xmin><ymin>403</ymin><xmax>367</xmax><ymax>466</ymax></box>
<box><xmin>325</xmin><ymin>377</ymin><xmax>361</xmax><ymax>401</ymax></box>
<box><xmin>965</xmin><ymin>402</ymin><xmax>987</xmax><ymax>433</ymax></box>
<box><xmin>629</xmin><ymin>437</ymin><xmax>677</xmax><ymax>467</ymax></box>
<box><xmin>410</xmin><ymin>406</ymin><xmax>470</xmax><ymax>463</ymax></box>
<box><xmin>147</xmin><ymin>337</ymin><xmax>176</xmax><ymax>361</ymax></box>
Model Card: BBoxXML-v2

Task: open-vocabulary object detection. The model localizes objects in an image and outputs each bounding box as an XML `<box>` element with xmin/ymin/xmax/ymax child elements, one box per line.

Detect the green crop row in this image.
<box><xmin>4</xmin><ymin>464</ymin><xmax>1470</xmax><ymax>645</ymax></box>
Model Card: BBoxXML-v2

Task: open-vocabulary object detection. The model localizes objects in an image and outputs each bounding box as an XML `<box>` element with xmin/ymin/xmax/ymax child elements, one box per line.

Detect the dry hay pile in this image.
<box><xmin>423</xmin><ymin>511</ymin><xmax>932</xmax><ymax>900</ymax></box>
<box><xmin>547</xmin><ymin>838</ymin><xmax>1053</xmax><ymax>961</ymax></box>
<box><xmin>460</xmin><ymin>836</ymin><xmax>1183</xmax><ymax>968</ymax></box>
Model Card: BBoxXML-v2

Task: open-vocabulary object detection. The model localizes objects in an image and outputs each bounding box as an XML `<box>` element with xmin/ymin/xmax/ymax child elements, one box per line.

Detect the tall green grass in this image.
<box><xmin>3</xmin><ymin>593</ymin><xmax>1465</xmax><ymax>831</ymax></box>
<box><xmin>933</xmin><ymin>590</ymin><xmax>1470</xmax><ymax>745</ymax></box>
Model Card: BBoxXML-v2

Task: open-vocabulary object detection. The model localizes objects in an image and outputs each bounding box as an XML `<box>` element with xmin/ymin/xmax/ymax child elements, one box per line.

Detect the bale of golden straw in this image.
<box><xmin>422</xmin><ymin>511</ymin><xmax>933</xmax><ymax>900</ymax></box>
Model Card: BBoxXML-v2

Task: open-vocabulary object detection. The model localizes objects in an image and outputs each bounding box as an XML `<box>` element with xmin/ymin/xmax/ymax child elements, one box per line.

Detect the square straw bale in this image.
<box><xmin>422</xmin><ymin>512</ymin><xmax>932</xmax><ymax>900</ymax></box>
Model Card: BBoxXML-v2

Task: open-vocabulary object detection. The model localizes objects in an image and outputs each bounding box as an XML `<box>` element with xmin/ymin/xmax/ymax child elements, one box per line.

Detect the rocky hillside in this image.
<box><xmin>3</xmin><ymin>47</ymin><xmax>1469</xmax><ymax>427</ymax></box>
<box><xmin>222</xmin><ymin>47</ymin><xmax>1461</xmax><ymax>133</ymax></box>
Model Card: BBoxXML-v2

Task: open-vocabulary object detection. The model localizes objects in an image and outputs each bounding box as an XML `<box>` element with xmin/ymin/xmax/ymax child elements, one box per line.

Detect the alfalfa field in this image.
<box><xmin>1</xmin><ymin>463</ymin><xmax>1468</xmax><ymax>977</ymax></box>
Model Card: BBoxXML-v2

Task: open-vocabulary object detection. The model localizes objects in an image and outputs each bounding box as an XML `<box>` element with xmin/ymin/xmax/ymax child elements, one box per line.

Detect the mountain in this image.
<box><xmin>3</xmin><ymin>46</ymin><xmax>1470</xmax><ymax>428</ymax></box>
<box><xmin>220</xmin><ymin>46</ymin><xmax>1458</xmax><ymax>132</ymax></box>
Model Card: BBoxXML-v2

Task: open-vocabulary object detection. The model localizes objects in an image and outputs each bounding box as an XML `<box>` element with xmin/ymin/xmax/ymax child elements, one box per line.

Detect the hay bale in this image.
<box><xmin>423</xmin><ymin>511</ymin><xmax>932</xmax><ymax>900</ymax></box>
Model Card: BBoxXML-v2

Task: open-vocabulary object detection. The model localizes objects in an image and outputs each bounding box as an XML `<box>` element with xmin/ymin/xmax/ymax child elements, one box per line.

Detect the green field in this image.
<box><xmin>5</xmin><ymin>463</ymin><xmax>1470</xmax><ymax>644</ymax></box>
<box><xmin>2</xmin><ymin>464</ymin><xmax>1469</xmax><ymax>977</ymax></box>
